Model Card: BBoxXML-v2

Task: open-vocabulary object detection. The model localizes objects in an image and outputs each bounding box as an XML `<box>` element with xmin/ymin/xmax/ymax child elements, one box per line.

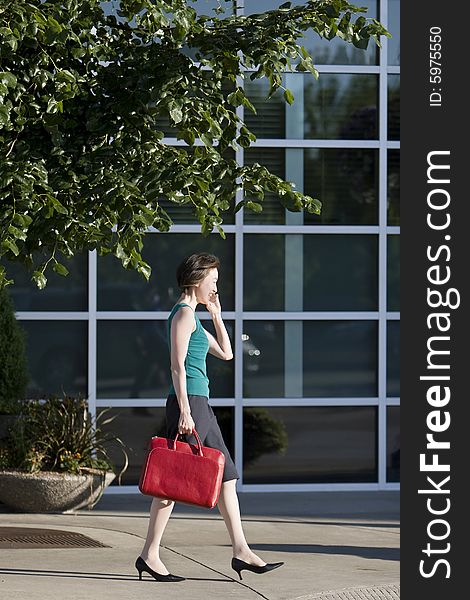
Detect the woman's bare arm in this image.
<box><xmin>170</xmin><ymin>307</ymin><xmax>196</xmax><ymax>432</ymax></box>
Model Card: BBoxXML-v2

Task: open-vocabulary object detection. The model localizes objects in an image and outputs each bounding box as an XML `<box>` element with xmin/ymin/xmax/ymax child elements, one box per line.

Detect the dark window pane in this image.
<box><xmin>102</xmin><ymin>404</ymin><xmax>235</xmax><ymax>486</ymax></box>
<box><xmin>245</xmin><ymin>74</ymin><xmax>378</xmax><ymax>140</ymax></box>
<box><xmin>1</xmin><ymin>253</ymin><xmax>88</xmax><ymax>311</ymax></box>
<box><xmin>387</xmin><ymin>406</ymin><xmax>400</xmax><ymax>482</ymax></box>
<box><xmin>304</xmin><ymin>149</ymin><xmax>379</xmax><ymax>225</ymax></box>
<box><xmin>388</xmin><ymin>75</ymin><xmax>400</xmax><ymax>140</ymax></box>
<box><xmin>387</xmin><ymin>235</ymin><xmax>400</xmax><ymax>311</ymax></box>
<box><xmin>244</xmin><ymin>148</ymin><xmax>287</xmax><ymax>224</ymax></box>
<box><xmin>205</xmin><ymin>321</ymin><xmax>235</xmax><ymax>398</ymax></box>
<box><xmin>304</xmin><ymin>321</ymin><xmax>378</xmax><ymax>397</ymax></box>
<box><xmin>388</xmin><ymin>0</ymin><xmax>400</xmax><ymax>65</ymax></box>
<box><xmin>388</xmin><ymin>150</ymin><xmax>400</xmax><ymax>225</ymax></box>
<box><xmin>97</xmin><ymin>233</ymin><xmax>235</xmax><ymax>311</ymax></box>
<box><xmin>243</xmin><ymin>406</ymin><xmax>377</xmax><ymax>483</ymax></box>
<box><xmin>100</xmin><ymin>407</ymin><xmax>167</xmax><ymax>486</ymax></box>
<box><xmin>387</xmin><ymin>321</ymin><xmax>399</xmax><ymax>396</ymax></box>
<box><xmin>244</xmin><ymin>1</ymin><xmax>379</xmax><ymax>65</ymax></box>
<box><xmin>305</xmin><ymin>74</ymin><xmax>378</xmax><ymax>140</ymax></box>
<box><xmin>97</xmin><ymin>321</ymin><xmax>170</xmax><ymax>399</ymax></box>
<box><xmin>244</xmin><ymin>235</ymin><xmax>285</xmax><ymax>311</ymax></box>
<box><xmin>18</xmin><ymin>321</ymin><xmax>87</xmax><ymax>398</ymax></box>
<box><xmin>244</xmin><ymin>78</ymin><xmax>285</xmax><ymax>139</ymax></box>
<box><xmin>304</xmin><ymin>235</ymin><xmax>378</xmax><ymax>311</ymax></box>
<box><xmin>97</xmin><ymin>320</ymin><xmax>234</xmax><ymax>399</ymax></box>
<box><xmin>243</xmin><ymin>322</ymin><xmax>284</xmax><ymax>398</ymax></box>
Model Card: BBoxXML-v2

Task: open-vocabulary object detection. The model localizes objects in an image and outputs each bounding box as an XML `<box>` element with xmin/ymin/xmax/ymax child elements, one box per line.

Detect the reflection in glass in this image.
<box><xmin>18</xmin><ymin>321</ymin><xmax>87</xmax><ymax>398</ymax></box>
<box><xmin>245</xmin><ymin>74</ymin><xmax>378</xmax><ymax>140</ymax></box>
<box><xmin>304</xmin><ymin>321</ymin><xmax>378</xmax><ymax>397</ymax></box>
<box><xmin>97</xmin><ymin>320</ymin><xmax>234</xmax><ymax>399</ymax></box>
<box><xmin>244</xmin><ymin>78</ymin><xmax>285</xmax><ymax>139</ymax></box>
<box><xmin>387</xmin><ymin>235</ymin><xmax>400</xmax><ymax>311</ymax></box>
<box><xmin>304</xmin><ymin>235</ymin><xmax>378</xmax><ymax>311</ymax></box>
<box><xmin>304</xmin><ymin>149</ymin><xmax>379</xmax><ymax>224</ymax></box>
<box><xmin>387</xmin><ymin>321</ymin><xmax>399</xmax><ymax>396</ymax></box>
<box><xmin>244</xmin><ymin>1</ymin><xmax>379</xmax><ymax>65</ymax></box>
<box><xmin>388</xmin><ymin>0</ymin><xmax>400</xmax><ymax>65</ymax></box>
<box><xmin>305</xmin><ymin>74</ymin><xmax>378</xmax><ymax>139</ymax></box>
<box><xmin>243</xmin><ymin>322</ymin><xmax>284</xmax><ymax>398</ymax></box>
<box><xmin>244</xmin><ymin>235</ymin><xmax>285</xmax><ymax>310</ymax></box>
<box><xmin>100</xmin><ymin>407</ymin><xmax>167</xmax><ymax>485</ymax></box>
<box><xmin>387</xmin><ymin>406</ymin><xmax>400</xmax><ymax>482</ymax></box>
<box><xmin>244</xmin><ymin>148</ymin><xmax>287</xmax><ymax>224</ymax></box>
<box><xmin>1</xmin><ymin>252</ymin><xmax>88</xmax><ymax>311</ymax></box>
<box><xmin>243</xmin><ymin>406</ymin><xmax>377</xmax><ymax>483</ymax></box>
<box><xmin>388</xmin><ymin>150</ymin><xmax>400</xmax><ymax>225</ymax></box>
<box><xmin>97</xmin><ymin>233</ymin><xmax>235</xmax><ymax>311</ymax></box>
<box><xmin>102</xmin><ymin>405</ymin><xmax>235</xmax><ymax>485</ymax></box>
<box><xmin>388</xmin><ymin>75</ymin><xmax>400</xmax><ymax>140</ymax></box>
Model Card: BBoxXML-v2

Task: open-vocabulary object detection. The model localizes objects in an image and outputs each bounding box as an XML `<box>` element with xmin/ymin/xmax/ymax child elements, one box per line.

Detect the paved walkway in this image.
<box><xmin>0</xmin><ymin>491</ymin><xmax>400</xmax><ymax>600</ymax></box>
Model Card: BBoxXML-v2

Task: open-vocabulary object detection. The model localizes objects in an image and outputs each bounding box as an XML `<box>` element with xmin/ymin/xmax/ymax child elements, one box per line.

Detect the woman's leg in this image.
<box><xmin>217</xmin><ymin>479</ymin><xmax>266</xmax><ymax>566</ymax></box>
<box><xmin>139</xmin><ymin>496</ymin><xmax>175</xmax><ymax>574</ymax></box>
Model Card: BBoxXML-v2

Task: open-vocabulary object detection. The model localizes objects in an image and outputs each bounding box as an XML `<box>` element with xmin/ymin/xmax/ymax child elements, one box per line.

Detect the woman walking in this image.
<box><xmin>135</xmin><ymin>252</ymin><xmax>284</xmax><ymax>582</ymax></box>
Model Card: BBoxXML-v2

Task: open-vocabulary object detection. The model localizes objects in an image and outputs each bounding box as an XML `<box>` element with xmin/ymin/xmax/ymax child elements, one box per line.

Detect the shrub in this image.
<box><xmin>0</xmin><ymin>394</ymin><xmax>128</xmax><ymax>483</ymax></box>
<box><xmin>0</xmin><ymin>287</ymin><xmax>29</xmax><ymax>413</ymax></box>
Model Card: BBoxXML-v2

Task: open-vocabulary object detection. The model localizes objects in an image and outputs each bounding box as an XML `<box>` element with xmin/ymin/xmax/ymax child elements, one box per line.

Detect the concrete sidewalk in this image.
<box><xmin>0</xmin><ymin>491</ymin><xmax>400</xmax><ymax>600</ymax></box>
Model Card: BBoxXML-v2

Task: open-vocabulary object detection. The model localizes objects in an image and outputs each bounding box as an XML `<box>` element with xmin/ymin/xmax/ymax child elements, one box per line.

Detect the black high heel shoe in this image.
<box><xmin>231</xmin><ymin>557</ymin><xmax>284</xmax><ymax>580</ymax></box>
<box><xmin>135</xmin><ymin>556</ymin><xmax>185</xmax><ymax>582</ymax></box>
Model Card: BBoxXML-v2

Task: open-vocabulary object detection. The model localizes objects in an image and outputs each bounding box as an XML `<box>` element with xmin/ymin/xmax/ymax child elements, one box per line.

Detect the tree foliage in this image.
<box><xmin>0</xmin><ymin>0</ymin><xmax>390</xmax><ymax>289</ymax></box>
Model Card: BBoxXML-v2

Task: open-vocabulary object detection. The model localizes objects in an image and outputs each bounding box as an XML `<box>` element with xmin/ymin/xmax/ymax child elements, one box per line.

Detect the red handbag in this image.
<box><xmin>138</xmin><ymin>429</ymin><xmax>225</xmax><ymax>509</ymax></box>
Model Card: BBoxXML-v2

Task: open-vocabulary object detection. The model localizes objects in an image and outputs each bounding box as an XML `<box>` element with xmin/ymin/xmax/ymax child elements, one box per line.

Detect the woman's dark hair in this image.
<box><xmin>176</xmin><ymin>253</ymin><xmax>220</xmax><ymax>292</ymax></box>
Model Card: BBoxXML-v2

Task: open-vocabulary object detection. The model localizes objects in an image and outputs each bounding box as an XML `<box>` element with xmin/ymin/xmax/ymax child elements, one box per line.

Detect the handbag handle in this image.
<box><xmin>173</xmin><ymin>428</ymin><xmax>204</xmax><ymax>457</ymax></box>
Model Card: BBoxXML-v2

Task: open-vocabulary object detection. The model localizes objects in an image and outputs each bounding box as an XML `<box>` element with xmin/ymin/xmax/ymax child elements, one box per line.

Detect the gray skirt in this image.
<box><xmin>166</xmin><ymin>394</ymin><xmax>240</xmax><ymax>483</ymax></box>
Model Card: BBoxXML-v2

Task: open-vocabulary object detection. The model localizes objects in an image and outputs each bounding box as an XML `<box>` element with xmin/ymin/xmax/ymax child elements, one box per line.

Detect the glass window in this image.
<box><xmin>244</xmin><ymin>234</ymin><xmax>378</xmax><ymax>311</ymax></box>
<box><xmin>244</xmin><ymin>235</ymin><xmax>285</xmax><ymax>310</ymax></box>
<box><xmin>100</xmin><ymin>407</ymin><xmax>167</xmax><ymax>486</ymax></box>
<box><xmin>387</xmin><ymin>235</ymin><xmax>400</xmax><ymax>311</ymax></box>
<box><xmin>245</xmin><ymin>74</ymin><xmax>378</xmax><ymax>140</ymax></box>
<box><xmin>304</xmin><ymin>149</ymin><xmax>379</xmax><ymax>225</ymax></box>
<box><xmin>304</xmin><ymin>74</ymin><xmax>378</xmax><ymax>140</ymax></box>
<box><xmin>244</xmin><ymin>1</ymin><xmax>379</xmax><ymax>65</ymax></box>
<box><xmin>97</xmin><ymin>320</ymin><xmax>234</xmax><ymax>399</ymax></box>
<box><xmin>304</xmin><ymin>321</ymin><xmax>378</xmax><ymax>397</ymax></box>
<box><xmin>101</xmin><ymin>405</ymin><xmax>235</xmax><ymax>485</ymax></box>
<box><xmin>388</xmin><ymin>150</ymin><xmax>400</xmax><ymax>225</ymax></box>
<box><xmin>244</xmin><ymin>78</ymin><xmax>285</xmax><ymax>139</ymax></box>
<box><xmin>97</xmin><ymin>233</ymin><xmax>235</xmax><ymax>311</ymax></box>
<box><xmin>243</xmin><ymin>406</ymin><xmax>377</xmax><ymax>483</ymax></box>
<box><xmin>243</xmin><ymin>147</ymin><xmax>303</xmax><ymax>225</ymax></box>
<box><xmin>1</xmin><ymin>252</ymin><xmax>88</xmax><ymax>311</ymax></box>
<box><xmin>388</xmin><ymin>0</ymin><xmax>400</xmax><ymax>65</ymax></box>
<box><xmin>387</xmin><ymin>321</ymin><xmax>399</xmax><ymax>396</ymax></box>
<box><xmin>243</xmin><ymin>321</ymin><xmax>284</xmax><ymax>398</ymax></box>
<box><xmin>304</xmin><ymin>235</ymin><xmax>378</xmax><ymax>311</ymax></box>
<box><xmin>387</xmin><ymin>406</ymin><xmax>400</xmax><ymax>482</ymax></box>
<box><xmin>388</xmin><ymin>75</ymin><xmax>400</xmax><ymax>140</ymax></box>
<box><xmin>243</xmin><ymin>320</ymin><xmax>378</xmax><ymax>398</ymax></box>
<box><xmin>18</xmin><ymin>321</ymin><xmax>88</xmax><ymax>398</ymax></box>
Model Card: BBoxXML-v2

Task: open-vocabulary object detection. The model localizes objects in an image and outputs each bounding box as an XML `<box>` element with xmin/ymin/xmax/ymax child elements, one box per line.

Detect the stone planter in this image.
<box><xmin>0</xmin><ymin>469</ymin><xmax>116</xmax><ymax>513</ymax></box>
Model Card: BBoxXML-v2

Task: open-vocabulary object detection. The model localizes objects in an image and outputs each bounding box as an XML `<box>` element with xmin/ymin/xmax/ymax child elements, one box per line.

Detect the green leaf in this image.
<box><xmin>1</xmin><ymin>238</ymin><xmax>20</xmax><ymax>256</ymax></box>
<box><xmin>283</xmin><ymin>89</ymin><xmax>295</xmax><ymax>105</ymax></box>
<box><xmin>32</xmin><ymin>271</ymin><xmax>47</xmax><ymax>290</ymax></box>
<box><xmin>0</xmin><ymin>72</ymin><xmax>17</xmax><ymax>87</ymax></box>
<box><xmin>53</xmin><ymin>262</ymin><xmax>69</xmax><ymax>276</ymax></box>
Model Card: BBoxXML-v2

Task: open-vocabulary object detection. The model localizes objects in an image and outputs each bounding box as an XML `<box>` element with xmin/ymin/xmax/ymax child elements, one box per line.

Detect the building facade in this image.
<box><xmin>9</xmin><ymin>0</ymin><xmax>400</xmax><ymax>492</ymax></box>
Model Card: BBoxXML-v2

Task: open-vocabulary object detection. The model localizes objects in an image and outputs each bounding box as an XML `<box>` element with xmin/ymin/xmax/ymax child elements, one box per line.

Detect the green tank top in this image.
<box><xmin>167</xmin><ymin>303</ymin><xmax>210</xmax><ymax>398</ymax></box>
